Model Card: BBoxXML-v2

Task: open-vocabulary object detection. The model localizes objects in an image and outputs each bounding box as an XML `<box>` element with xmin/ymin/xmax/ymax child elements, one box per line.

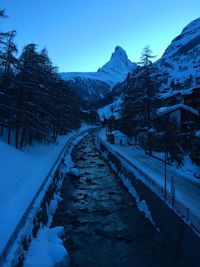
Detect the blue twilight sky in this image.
<box><xmin>0</xmin><ymin>0</ymin><xmax>200</xmax><ymax>72</ymax></box>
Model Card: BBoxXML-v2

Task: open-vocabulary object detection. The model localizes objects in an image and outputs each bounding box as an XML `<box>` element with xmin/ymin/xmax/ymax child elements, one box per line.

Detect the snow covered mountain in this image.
<box><xmin>97</xmin><ymin>46</ymin><xmax>137</xmax><ymax>87</ymax></box>
<box><xmin>97</xmin><ymin>71</ymin><xmax>135</xmax><ymax>120</ymax></box>
<box><xmin>60</xmin><ymin>46</ymin><xmax>137</xmax><ymax>103</ymax></box>
<box><xmin>98</xmin><ymin>17</ymin><xmax>200</xmax><ymax>119</ymax></box>
<box><xmin>157</xmin><ymin>17</ymin><xmax>200</xmax><ymax>90</ymax></box>
<box><xmin>65</xmin><ymin>77</ymin><xmax>110</xmax><ymax>104</ymax></box>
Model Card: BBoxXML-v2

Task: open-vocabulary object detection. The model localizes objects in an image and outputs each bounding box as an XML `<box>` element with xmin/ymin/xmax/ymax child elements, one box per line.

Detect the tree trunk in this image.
<box><xmin>55</xmin><ymin>125</ymin><xmax>59</xmax><ymax>140</ymax></box>
<box><xmin>7</xmin><ymin>127</ymin><xmax>11</xmax><ymax>145</ymax></box>
<box><xmin>1</xmin><ymin>117</ymin><xmax>4</xmax><ymax>136</ymax></box>
<box><xmin>29</xmin><ymin>130</ymin><xmax>32</xmax><ymax>146</ymax></box>
<box><xmin>20</xmin><ymin>127</ymin><xmax>26</xmax><ymax>148</ymax></box>
<box><xmin>53</xmin><ymin>126</ymin><xmax>55</xmax><ymax>140</ymax></box>
<box><xmin>15</xmin><ymin>127</ymin><xmax>19</xmax><ymax>149</ymax></box>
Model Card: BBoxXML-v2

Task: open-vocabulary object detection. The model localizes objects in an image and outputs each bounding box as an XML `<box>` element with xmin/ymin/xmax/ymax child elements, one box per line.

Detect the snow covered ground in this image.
<box><xmin>98</xmin><ymin>97</ymin><xmax>123</xmax><ymax>120</ymax></box>
<box><xmin>24</xmin><ymin>226</ymin><xmax>69</xmax><ymax>267</ymax></box>
<box><xmin>99</xmin><ymin>130</ymin><xmax>200</xmax><ymax>216</ymax></box>
<box><xmin>0</xmin><ymin>125</ymin><xmax>92</xmax><ymax>258</ymax></box>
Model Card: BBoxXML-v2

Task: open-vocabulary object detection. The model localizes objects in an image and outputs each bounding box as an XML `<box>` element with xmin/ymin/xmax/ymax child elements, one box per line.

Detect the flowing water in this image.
<box><xmin>52</xmin><ymin>133</ymin><xmax>177</xmax><ymax>267</ymax></box>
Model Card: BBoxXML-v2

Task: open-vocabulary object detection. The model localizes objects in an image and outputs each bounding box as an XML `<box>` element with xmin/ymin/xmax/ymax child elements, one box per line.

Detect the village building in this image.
<box><xmin>157</xmin><ymin>86</ymin><xmax>200</xmax><ymax>133</ymax></box>
<box><xmin>161</xmin><ymin>86</ymin><xmax>200</xmax><ymax>110</ymax></box>
<box><xmin>156</xmin><ymin>104</ymin><xmax>199</xmax><ymax>133</ymax></box>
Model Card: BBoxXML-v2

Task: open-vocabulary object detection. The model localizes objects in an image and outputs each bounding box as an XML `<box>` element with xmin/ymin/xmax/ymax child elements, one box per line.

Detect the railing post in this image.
<box><xmin>186</xmin><ymin>208</ymin><xmax>190</xmax><ymax>222</ymax></box>
<box><xmin>170</xmin><ymin>176</ymin><xmax>175</xmax><ymax>208</ymax></box>
<box><xmin>172</xmin><ymin>196</ymin><xmax>175</xmax><ymax>208</ymax></box>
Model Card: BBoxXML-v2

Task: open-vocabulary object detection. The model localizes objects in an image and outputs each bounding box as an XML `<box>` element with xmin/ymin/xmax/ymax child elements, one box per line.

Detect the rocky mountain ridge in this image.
<box><xmin>157</xmin><ymin>17</ymin><xmax>200</xmax><ymax>91</ymax></box>
<box><xmin>60</xmin><ymin>46</ymin><xmax>136</xmax><ymax>103</ymax></box>
<box><xmin>97</xmin><ymin>17</ymin><xmax>200</xmax><ymax>119</ymax></box>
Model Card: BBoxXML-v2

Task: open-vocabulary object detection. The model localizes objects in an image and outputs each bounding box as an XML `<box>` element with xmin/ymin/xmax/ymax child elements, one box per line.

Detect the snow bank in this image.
<box><xmin>98</xmin><ymin>129</ymin><xmax>200</xmax><ymax>233</ymax></box>
<box><xmin>99</xmin><ymin>142</ymin><xmax>155</xmax><ymax>225</ymax></box>
<box><xmin>98</xmin><ymin>97</ymin><xmax>123</xmax><ymax>120</ymax></box>
<box><xmin>47</xmin><ymin>193</ymin><xmax>63</xmax><ymax>227</ymax></box>
<box><xmin>24</xmin><ymin>227</ymin><xmax>69</xmax><ymax>267</ymax></box>
<box><xmin>23</xmin><ymin>129</ymin><xmax>88</xmax><ymax>267</ymax></box>
<box><xmin>117</xmin><ymin>171</ymin><xmax>155</xmax><ymax>225</ymax></box>
<box><xmin>0</xmin><ymin>134</ymin><xmax>72</xmax><ymax>253</ymax></box>
<box><xmin>61</xmin><ymin>155</ymin><xmax>80</xmax><ymax>177</ymax></box>
<box><xmin>70</xmin><ymin>168</ymin><xmax>81</xmax><ymax>176</ymax></box>
<box><xmin>62</xmin><ymin>155</ymin><xmax>75</xmax><ymax>175</ymax></box>
<box><xmin>1</xmin><ymin>125</ymin><xmax>93</xmax><ymax>265</ymax></box>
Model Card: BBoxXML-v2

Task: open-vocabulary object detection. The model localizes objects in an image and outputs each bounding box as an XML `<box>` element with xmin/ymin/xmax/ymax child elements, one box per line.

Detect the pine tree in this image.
<box><xmin>121</xmin><ymin>72</ymin><xmax>146</xmax><ymax>137</ymax></box>
<box><xmin>121</xmin><ymin>46</ymin><xmax>161</xmax><ymax>150</ymax></box>
<box><xmin>0</xmin><ymin>16</ymin><xmax>18</xmax><ymax>144</ymax></box>
<box><xmin>14</xmin><ymin>44</ymin><xmax>82</xmax><ymax>147</ymax></box>
<box><xmin>0</xmin><ymin>11</ymin><xmax>82</xmax><ymax>148</ymax></box>
<box><xmin>138</xmin><ymin>46</ymin><xmax>159</xmax><ymax>155</ymax></box>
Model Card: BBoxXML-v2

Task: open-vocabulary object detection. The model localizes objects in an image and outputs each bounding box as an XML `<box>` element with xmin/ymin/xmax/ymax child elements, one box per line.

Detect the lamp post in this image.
<box><xmin>164</xmin><ymin>145</ymin><xmax>167</xmax><ymax>201</ymax></box>
<box><xmin>164</xmin><ymin>124</ymin><xmax>169</xmax><ymax>202</ymax></box>
<box><xmin>170</xmin><ymin>176</ymin><xmax>175</xmax><ymax>208</ymax></box>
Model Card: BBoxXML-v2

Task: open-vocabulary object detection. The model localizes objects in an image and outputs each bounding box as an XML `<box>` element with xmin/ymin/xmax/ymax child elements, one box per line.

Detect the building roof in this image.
<box><xmin>160</xmin><ymin>86</ymin><xmax>200</xmax><ymax>100</ymax></box>
<box><xmin>157</xmin><ymin>104</ymin><xmax>199</xmax><ymax>116</ymax></box>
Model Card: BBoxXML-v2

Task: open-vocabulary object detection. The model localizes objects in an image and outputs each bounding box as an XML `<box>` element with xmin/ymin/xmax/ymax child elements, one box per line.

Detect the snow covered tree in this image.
<box><xmin>121</xmin><ymin>47</ymin><xmax>161</xmax><ymax>150</ymax></box>
<box><xmin>0</xmin><ymin>14</ymin><xmax>18</xmax><ymax>144</ymax></box>
<box><xmin>13</xmin><ymin>44</ymin><xmax>82</xmax><ymax>147</ymax></box>
<box><xmin>138</xmin><ymin>46</ymin><xmax>159</xmax><ymax>155</ymax></box>
<box><xmin>121</xmin><ymin>72</ymin><xmax>146</xmax><ymax>136</ymax></box>
<box><xmin>0</xmin><ymin>11</ymin><xmax>82</xmax><ymax>148</ymax></box>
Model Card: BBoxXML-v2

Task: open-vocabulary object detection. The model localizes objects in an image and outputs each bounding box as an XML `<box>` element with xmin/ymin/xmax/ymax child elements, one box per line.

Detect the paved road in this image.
<box><xmin>100</xmin><ymin>131</ymin><xmax>200</xmax><ymax>216</ymax></box>
<box><xmin>52</xmin><ymin>133</ymin><xmax>177</xmax><ymax>267</ymax></box>
<box><xmin>112</xmin><ymin>144</ymin><xmax>200</xmax><ymax>215</ymax></box>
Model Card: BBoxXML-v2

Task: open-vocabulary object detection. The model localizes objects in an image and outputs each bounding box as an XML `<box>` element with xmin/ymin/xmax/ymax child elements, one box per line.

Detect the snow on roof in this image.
<box><xmin>157</xmin><ymin>104</ymin><xmax>199</xmax><ymax>116</ymax></box>
<box><xmin>195</xmin><ymin>130</ymin><xmax>200</xmax><ymax>137</ymax></box>
<box><xmin>160</xmin><ymin>91</ymin><xmax>181</xmax><ymax>99</ymax></box>
<box><xmin>160</xmin><ymin>86</ymin><xmax>200</xmax><ymax>99</ymax></box>
<box><xmin>181</xmin><ymin>87</ymin><xmax>200</xmax><ymax>96</ymax></box>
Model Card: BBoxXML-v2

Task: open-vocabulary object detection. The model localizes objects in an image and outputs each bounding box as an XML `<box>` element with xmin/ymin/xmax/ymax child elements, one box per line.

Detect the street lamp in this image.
<box><xmin>164</xmin><ymin>124</ymin><xmax>169</xmax><ymax>202</ymax></box>
<box><xmin>164</xmin><ymin>144</ymin><xmax>167</xmax><ymax>201</ymax></box>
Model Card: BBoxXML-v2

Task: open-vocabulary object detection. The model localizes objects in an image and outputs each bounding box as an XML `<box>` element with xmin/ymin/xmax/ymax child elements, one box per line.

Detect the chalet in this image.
<box><xmin>161</xmin><ymin>86</ymin><xmax>200</xmax><ymax>110</ymax></box>
<box><xmin>161</xmin><ymin>91</ymin><xmax>184</xmax><ymax>106</ymax></box>
<box><xmin>156</xmin><ymin>104</ymin><xmax>199</xmax><ymax>133</ymax></box>
<box><xmin>182</xmin><ymin>87</ymin><xmax>200</xmax><ymax>110</ymax></box>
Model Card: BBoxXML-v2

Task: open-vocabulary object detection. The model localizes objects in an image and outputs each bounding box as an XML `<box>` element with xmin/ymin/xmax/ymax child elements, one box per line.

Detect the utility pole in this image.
<box><xmin>164</xmin><ymin>126</ymin><xmax>169</xmax><ymax>201</ymax></box>
<box><xmin>164</xmin><ymin>146</ymin><xmax>167</xmax><ymax>201</ymax></box>
<box><xmin>170</xmin><ymin>176</ymin><xmax>175</xmax><ymax>208</ymax></box>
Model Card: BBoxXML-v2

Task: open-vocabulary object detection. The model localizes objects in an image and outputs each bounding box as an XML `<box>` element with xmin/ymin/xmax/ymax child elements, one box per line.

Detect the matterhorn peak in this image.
<box><xmin>114</xmin><ymin>45</ymin><xmax>126</xmax><ymax>53</ymax></box>
<box><xmin>111</xmin><ymin>46</ymin><xmax>128</xmax><ymax>60</ymax></box>
<box><xmin>98</xmin><ymin>46</ymin><xmax>137</xmax><ymax>80</ymax></box>
<box><xmin>61</xmin><ymin>46</ymin><xmax>137</xmax><ymax>91</ymax></box>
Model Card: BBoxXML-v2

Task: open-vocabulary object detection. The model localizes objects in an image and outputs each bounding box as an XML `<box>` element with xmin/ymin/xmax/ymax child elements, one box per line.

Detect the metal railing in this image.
<box><xmin>0</xmin><ymin>128</ymin><xmax>92</xmax><ymax>265</ymax></box>
<box><xmin>99</xmin><ymin>136</ymin><xmax>200</xmax><ymax>235</ymax></box>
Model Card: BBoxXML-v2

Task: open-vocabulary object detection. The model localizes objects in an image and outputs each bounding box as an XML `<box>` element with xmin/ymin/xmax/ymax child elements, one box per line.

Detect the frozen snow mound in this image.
<box><xmin>24</xmin><ymin>227</ymin><xmax>69</xmax><ymax>267</ymax></box>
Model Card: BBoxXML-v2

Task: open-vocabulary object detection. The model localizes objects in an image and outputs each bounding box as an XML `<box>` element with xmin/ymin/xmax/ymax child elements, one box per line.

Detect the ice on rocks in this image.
<box><xmin>70</xmin><ymin>168</ymin><xmax>81</xmax><ymax>176</ymax></box>
<box><xmin>24</xmin><ymin>226</ymin><xmax>69</xmax><ymax>267</ymax></box>
<box><xmin>61</xmin><ymin>155</ymin><xmax>75</xmax><ymax>175</ymax></box>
